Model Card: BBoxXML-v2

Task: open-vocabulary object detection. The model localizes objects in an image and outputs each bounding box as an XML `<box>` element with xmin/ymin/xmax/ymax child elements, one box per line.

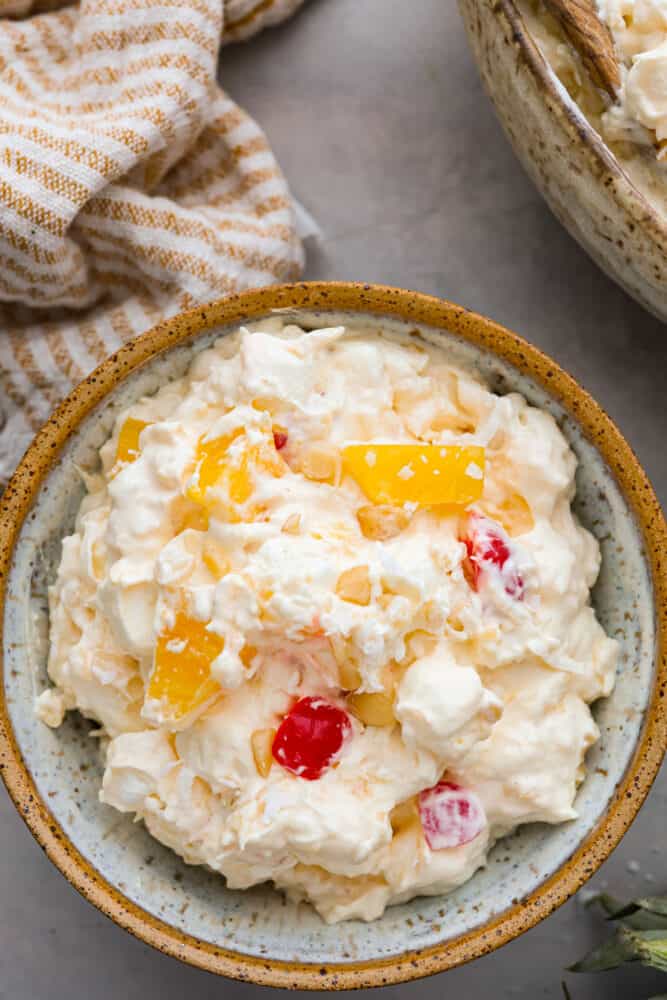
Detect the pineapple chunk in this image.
<box><xmin>281</xmin><ymin>512</ymin><xmax>301</xmax><ymax>534</ymax></box>
<box><xmin>479</xmin><ymin>494</ymin><xmax>534</xmax><ymax>537</ymax></box>
<box><xmin>403</xmin><ymin>629</ymin><xmax>438</xmax><ymax>664</ymax></box>
<box><xmin>357</xmin><ymin>504</ymin><xmax>411</xmax><ymax>540</ymax></box>
<box><xmin>338</xmin><ymin>659</ymin><xmax>362</xmax><ymax>691</ymax></box>
<box><xmin>328</xmin><ymin>636</ymin><xmax>362</xmax><ymax>690</ymax></box>
<box><xmin>335</xmin><ymin>565</ymin><xmax>371</xmax><ymax>605</ymax></box>
<box><xmin>146</xmin><ymin>610</ymin><xmax>224</xmax><ymax>723</ymax></box>
<box><xmin>390</xmin><ymin>797</ymin><xmax>418</xmax><ymax>833</ymax></box>
<box><xmin>301</xmin><ymin>443</ymin><xmax>341</xmax><ymax>484</ymax></box>
<box><xmin>342</xmin><ymin>444</ymin><xmax>485</xmax><ymax>506</ymax></box>
<box><xmin>202</xmin><ymin>538</ymin><xmax>230</xmax><ymax>578</ymax></box>
<box><xmin>347</xmin><ymin>660</ymin><xmax>402</xmax><ymax>726</ymax></box>
<box><xmin>348</xmin><ymin>690</ymin><xmax>395</xmax><ymax>727</ymax></box>
<box><xmin>251</xmin><ymin>728</ymin><xmax>276</xmax><ymax>778</ymax></box>
<box><xmin>115</xmin><ymin>417</ymin><xmax>151</xmax><ymax>465</ymax></box>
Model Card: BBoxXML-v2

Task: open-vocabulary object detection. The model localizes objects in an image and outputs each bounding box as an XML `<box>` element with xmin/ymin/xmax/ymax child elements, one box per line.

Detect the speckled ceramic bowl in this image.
<box><xmin>0</xmin><ymin>283</ymin><xmax>665</xmax><ymax>989</ymax></box>
<box><xmin>459</xmin><ymin>0</ymin><xmax>667</xmax><ymax>321</ymax></box>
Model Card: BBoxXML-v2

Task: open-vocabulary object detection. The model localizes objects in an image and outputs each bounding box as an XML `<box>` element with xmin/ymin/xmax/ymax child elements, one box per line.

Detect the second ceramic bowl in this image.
<box><xmin>459</xmin><ymin>0</ymin><xmax>667</xmax><ymax>321</ymax></box>
<box><xmin>0</xmin><ymin>283</ymin><xmax>665</xmax><ymax>988</ymax></box>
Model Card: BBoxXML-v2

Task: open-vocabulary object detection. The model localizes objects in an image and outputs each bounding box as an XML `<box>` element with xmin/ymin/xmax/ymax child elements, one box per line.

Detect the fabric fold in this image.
<box><xmin>0</xmin><ymin>0</ymin><xmax>305</xmax><ymax>483</ymax></box>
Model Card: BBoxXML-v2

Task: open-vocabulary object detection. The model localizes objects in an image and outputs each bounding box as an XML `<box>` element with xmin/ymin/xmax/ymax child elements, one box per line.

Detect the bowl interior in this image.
<box><xmin>3</xmin><ymin>307</ymin><xmax>655</xmax><ymax>966</ymax></box>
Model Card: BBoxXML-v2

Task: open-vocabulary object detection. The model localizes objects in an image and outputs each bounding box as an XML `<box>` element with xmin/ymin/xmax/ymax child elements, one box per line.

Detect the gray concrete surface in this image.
<box><xmin>1</xmin><ymin>1</ymin><xmax>665</xmax><ymax>997</ymax></box>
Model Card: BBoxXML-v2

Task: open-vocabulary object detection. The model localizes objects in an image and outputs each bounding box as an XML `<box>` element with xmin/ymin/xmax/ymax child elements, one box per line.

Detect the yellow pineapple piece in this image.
<box><xmin>342</xmin><ymin>443</ymin><xmax>485</xmax><ymax>506</ymax></box>
<box><xmin>356</xmin><ymin>504</ymin><xmax>411</xmax><ymax>541</ymax></box>
<box><xmin>115</xmin><ymin>417</ymin><xmax>151</xmax><ymax>465</ymax></box>
<box><xmin>251</xmin><ymin>728</ymin><xmax>276</xmax><ymax>778</ymax></box>
<box><xmin>281</xmin><ymin>513</ymin><xmax>301</xmax><ymax>534</ymax></box>
<box><xmin>390</xmin><ymin>797</ymin><xmax>418</xmax><ymax>833</ymax></box>
<box><xmin>301</xmin><ymin>443</ymin><xmax>341</xmax><ymax>484</ymax></box>
<box><xmin>327</xmin><ymin>636</ymin><xmax>361</xmax><ymax>690</ymax></box>
<box><xmin>348</xmin><ymin>660</ymin><xmax>401</xmax><ymax>726</ymax></box>
<box><xmin>446</xmin><ymin>611</ymin><xmax>466</xmax><ymax>635</ymax></box>
<box><xmin>335</xmin><ymin>565</ymin><xmax>371</xmax><ymax>605</ymax></box>
<box><xmin>403</xmin><ymin>629</ymin><xmax>438</xmax><ymax>663</ymax></box>
<box><xmin>348</xmin><ymin>690</ymin><xmax>395</xmax><ymax>727</ymax></box>
<box><xmin>338</xmin><ymin>658</ymin><xmax>362</xmax><ymax>692</ymax></box>
<box><xmin>202</xmin><ymin>538</ymin><xmax>230</xmax><ymax>578</ymax></box>
<box><xmin>146</xmin><ymin>610</ymin><xmax>224</xmax><ymax>723</ymax></box>
<box><xmin>480</xmin><ymin>494</ymin><xmax>534</xmax><ymax>537</ymax></box>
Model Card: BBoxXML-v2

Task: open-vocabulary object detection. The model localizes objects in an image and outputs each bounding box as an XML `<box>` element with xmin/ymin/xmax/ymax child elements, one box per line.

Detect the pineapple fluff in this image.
<box><xmin>38</xmin><ymin>320</ymin><xmax>617</xmax><ymax>923</ymax></box>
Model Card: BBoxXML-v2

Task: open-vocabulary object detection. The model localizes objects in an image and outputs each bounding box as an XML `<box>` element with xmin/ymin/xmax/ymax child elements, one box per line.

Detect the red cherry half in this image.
<box><xmin>418</xmin><ymin>780</ymin><xmax>486</xmax><ymax>850</ymax></box>
<box><xmin>272</xmin><ymin>696</ymin><xmax>351</xmax><ymax>780</ymax></box>
<box><xmin>461</xmin><ymin>512</ymin><xmax>524</xmax><ymax>599</ymax></box>
<box><xmin>273</xmin><ymin>430</ymin><xmax>288</xmax><ymax>451</ymax></box>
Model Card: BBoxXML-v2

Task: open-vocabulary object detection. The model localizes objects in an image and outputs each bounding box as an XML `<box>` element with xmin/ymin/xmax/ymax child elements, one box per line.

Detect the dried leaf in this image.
<box><xmin>570</xmin><ymin>927</ymin><xmax>667</xmax><ymax>974</ymax></box>
<box><xmin>585</xmin><ymin>892</ymin><xmax>625</xmax><ymax>915</ymax></box>
<box><xmin>635</xmin><ymin>931</ymin><xmax>667</xmax><ymax>973</ymax></box>
<box><xmin>609</xmin><ymin>897</ymin><xmax>667</xmax><ymax>922</ymax></box>
<box><xmin>586</xmin><ymin>893</ymin><xmax>667</xmax><ymax>931</ymax></box>
<box><xmin>586</xmin><ymin>892</ymin><xmax>624</xmax><ymax>913</ymax></box>
<box><xmin>641</xmin><ymin>898</ymin><xmax>667</xmax><ymax>918</ymax></box>
<box><xmin>618</xmin><ymin>909</ymin><xmax>667</xmax><ymax>932</ymax></box>
<box><xmin>569</xmin><ymin>926</ymin><xmax>639</xmax><ymax>973</ymax></box>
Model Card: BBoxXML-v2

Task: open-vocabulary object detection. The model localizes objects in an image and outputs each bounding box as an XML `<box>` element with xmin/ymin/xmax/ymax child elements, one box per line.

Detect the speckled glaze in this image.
<box><xmin>0</xmin><ymin>284</ymin><xmax>665</xmax><ymax>990</ymax></box>
<box><xmin>459</xmin><ymin>0</ymin><xmax>667</xmax><ymax>321</ymax></box>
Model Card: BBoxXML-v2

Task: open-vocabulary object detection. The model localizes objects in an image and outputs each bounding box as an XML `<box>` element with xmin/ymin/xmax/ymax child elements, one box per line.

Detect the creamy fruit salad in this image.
<box><xmin>521</xmin><ymin>0</ymin><xmax>667</xmax><ymax>215</ymax></box>
<box><xmin>596</xmin><ymin>0</ymin><xmax>667</xmax><ymax>151</ymax></box>
<box><xmin>37</xmin><ymin>320</ymin><xmax>618</xmax><ymax>923</ymax></box>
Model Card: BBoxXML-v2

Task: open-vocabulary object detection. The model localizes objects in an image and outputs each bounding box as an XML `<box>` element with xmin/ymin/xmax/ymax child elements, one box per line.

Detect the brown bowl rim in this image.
<box><xmin>0</xmin><ymin>282</ymin><xmax>665</xmax><ymax>990</ymax></box>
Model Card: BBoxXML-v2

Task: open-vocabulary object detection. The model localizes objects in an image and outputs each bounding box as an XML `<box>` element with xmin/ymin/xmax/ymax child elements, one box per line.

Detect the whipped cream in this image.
<box><xmin>37</xmin><ymin>320</ymin><xmax>617</xmax><ymax>923</ymax></box>
<box><xmin>525</xmin><ymin>0</ymin><xmax>667</xmax><ymax>159</ymax></box>
<box><xmin>594</xmin><ymin>0</ymin><xmax>667</xmax><ymax>153</ymax></box>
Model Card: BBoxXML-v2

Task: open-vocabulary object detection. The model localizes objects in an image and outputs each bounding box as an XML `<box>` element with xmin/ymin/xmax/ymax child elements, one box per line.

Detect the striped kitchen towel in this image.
<box><xmin>0</xmin><ymin>0</ymin><xmax>306</xmax><ymax>485</ymax></box>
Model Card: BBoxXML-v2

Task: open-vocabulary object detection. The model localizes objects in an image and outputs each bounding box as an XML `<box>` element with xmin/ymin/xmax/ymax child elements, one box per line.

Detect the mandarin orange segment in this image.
<box><xmin>115</xmin><ymin>418</ymin><xmax>151</xmax><ymax>465</ymax></box>
<box><xmin>342</xmin><ymin>444</ymin><xmax>485</xmax><ymax>506</ymax></box>
<box><xmin>187</xmin><ymin>429</ymin><xmax>285</xmax><ymax>512</ymax></box>
<box><xmin>146</xmin><ymin>611</ymin><xmax>224</xmax><ymax>722</ymax></box>
<box><xmin>186</xmin><ymin>429</ymin><xmax>244</xmax><ymax>506</ymax></box>
<box><xmin>178</xmin><ymin>505</ymin><xmax>210</xmax><ymax>533</ymax></box>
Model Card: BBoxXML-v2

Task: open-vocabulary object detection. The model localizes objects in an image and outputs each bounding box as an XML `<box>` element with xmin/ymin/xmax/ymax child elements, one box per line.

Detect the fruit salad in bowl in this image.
<box><xmin>37</xmin><ymin>317</ymin><xmax>618</xmax><ymax>923</ymax></box>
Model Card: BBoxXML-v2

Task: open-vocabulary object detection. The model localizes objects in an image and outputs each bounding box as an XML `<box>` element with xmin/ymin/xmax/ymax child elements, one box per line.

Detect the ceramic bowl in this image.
<box><xmin>0</xmin><ymin>283</ymin><xmax>665</xmax><ymax>989</ymax></box>
<box><xmin>459</xmin><ymin>0</ymin><xmax>667</xmax><ymax>321</ymax></box>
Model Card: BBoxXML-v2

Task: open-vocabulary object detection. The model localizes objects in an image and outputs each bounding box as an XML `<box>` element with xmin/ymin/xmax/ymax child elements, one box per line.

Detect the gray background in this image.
<box><xmin>1</xmin><ymin>1</ymin><xmax>665</xmax><ymax>997</ymax></box>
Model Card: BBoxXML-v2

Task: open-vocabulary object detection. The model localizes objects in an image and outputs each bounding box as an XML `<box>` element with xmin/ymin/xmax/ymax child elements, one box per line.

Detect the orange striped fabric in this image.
<box><xmin>0</xmin><ymin>0</ymin><xmax>305</xmax><ymax>483</ymax></box>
